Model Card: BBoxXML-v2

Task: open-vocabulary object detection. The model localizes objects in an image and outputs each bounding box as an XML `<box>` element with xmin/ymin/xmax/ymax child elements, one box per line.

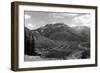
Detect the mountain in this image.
<box><xmin>31</xmin><ymin>30</ymin><xmax>60</xmax><ymax>48</ymax></box>
<box><xmin>24</xmin><ymin>27</ymin><xmax>61</xmax><ymax>55</ymax></box>
<box><xmin>72</xmin><ymin>26</ymin><xmax>90</xmax><ymax>42</ymax></box>
<box><xmin>24</xmin><ymin>23</ymin><xmax>90</xmax><ymax>59</ymax></box>
<box><xmin>36</xmin><ymin>23</ymin><xmax>86</xmax><ymax>42</ymax></box>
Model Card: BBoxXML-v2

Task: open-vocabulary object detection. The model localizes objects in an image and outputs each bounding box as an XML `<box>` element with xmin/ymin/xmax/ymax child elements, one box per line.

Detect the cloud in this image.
<box><xmin>61</xmin><ymin>13</ymin><xmax>78</xmax><ymax>17</ymax></box>
<box><xmin>25</xmin><ymin>14</ymin><xmax>31</xmax><ymax>19</ymax></box>
<box><xmin>25</xmin><ymin>23</ymin><xmax>39</xmax><ymax>30</ymax></box>
<box><xmin>49</xmin><ymin>13</ymin><xmax>64</xmax><ymax>19</ymax></box>
<box><xmin>50</xmin><ymin>13</ymin><xmax>80</xmax><ymax>19</ymax></box>
<box><xmin>72</xmin><ymin>14</ymin><xmax>91</xmax><ymax>27</ymax></box>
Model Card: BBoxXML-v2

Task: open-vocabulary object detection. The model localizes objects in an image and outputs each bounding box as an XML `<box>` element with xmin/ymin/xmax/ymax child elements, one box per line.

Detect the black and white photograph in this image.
<box><xmin>24</xmin><ymin>11</ymin><xmax>91</xmax><ymax>61</ymax></box>
<box><xmin>11</xmin><ymin>1</ymin><xmax>97</xmax><ymax>71</ymax></box>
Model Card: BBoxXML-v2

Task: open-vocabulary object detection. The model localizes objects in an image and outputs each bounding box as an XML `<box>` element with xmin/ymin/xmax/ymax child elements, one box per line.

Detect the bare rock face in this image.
<box><xmin>24</xmin><ymin>27</ymin><xmax>38</xmax><ymax>56</ymax></box>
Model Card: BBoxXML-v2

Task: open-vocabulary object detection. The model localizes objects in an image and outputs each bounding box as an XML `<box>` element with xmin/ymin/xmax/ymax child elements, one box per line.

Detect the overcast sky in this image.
<box><xmin>24</xmin><ymin>11</ymin><xmax>91</xmax><ymax>30</ymax></box>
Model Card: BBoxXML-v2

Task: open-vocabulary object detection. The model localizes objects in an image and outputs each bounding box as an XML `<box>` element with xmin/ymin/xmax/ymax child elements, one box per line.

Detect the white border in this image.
<box><xmin>18</xmin><ymin>5</ymin><xmax>96</xmax><ymax>68</ymax></box>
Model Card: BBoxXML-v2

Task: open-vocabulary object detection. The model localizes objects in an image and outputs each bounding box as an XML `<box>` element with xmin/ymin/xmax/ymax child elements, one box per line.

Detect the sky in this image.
<box><xmin>24</xmin><ymin>11</ymin><xmax>91</xmax><ymax>30</ymax></box>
